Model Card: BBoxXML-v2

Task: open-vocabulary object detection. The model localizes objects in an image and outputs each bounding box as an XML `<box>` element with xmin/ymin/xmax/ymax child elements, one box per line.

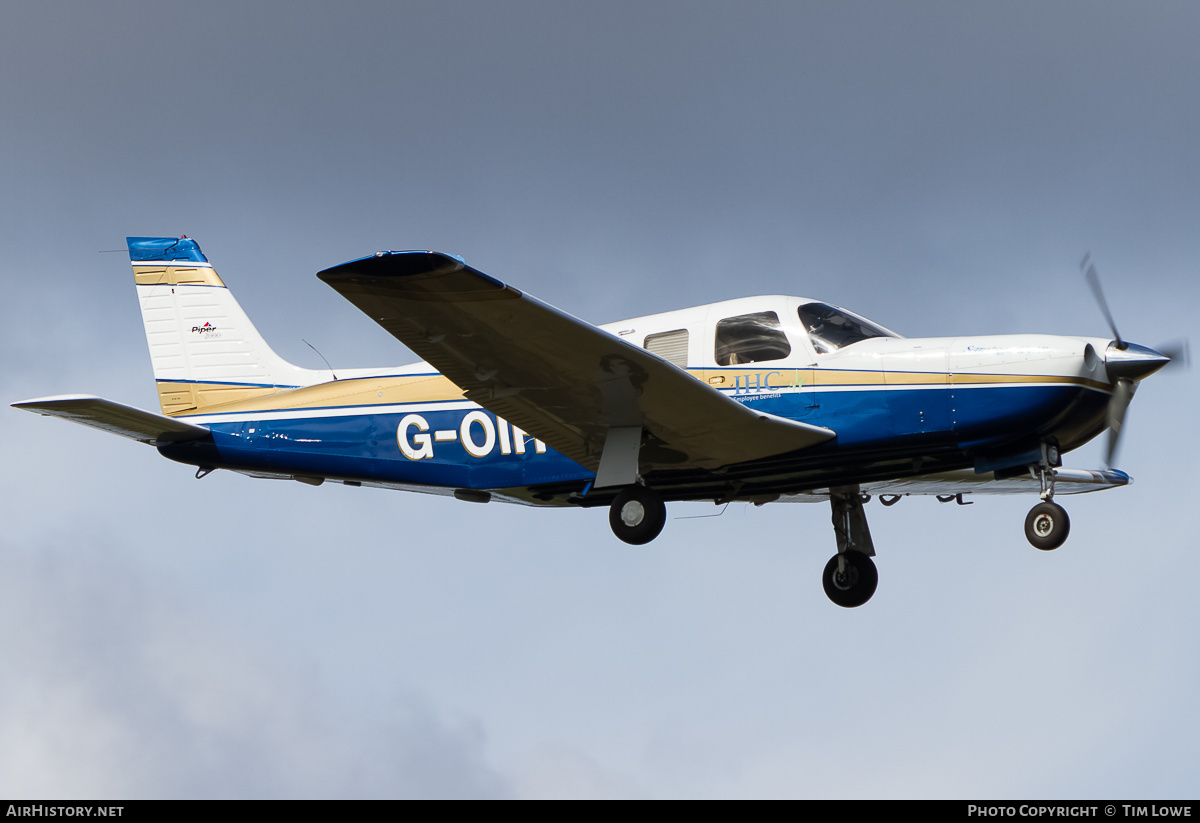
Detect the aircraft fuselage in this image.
<box><xmin>158</xmin><ymin>326</ymin><xmax>1115</xmax><ymax>507</ymax></box>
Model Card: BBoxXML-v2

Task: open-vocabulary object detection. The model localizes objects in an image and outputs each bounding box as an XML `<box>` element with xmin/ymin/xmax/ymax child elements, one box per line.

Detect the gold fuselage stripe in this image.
<box><xmin>161</xmin><ymin>367</ymin><xmax>1108</xmax><ymax>418</ymax></box>
<box><xmin>697</xmin><ymin>368</ymin><xmax>1106</xmax><ymax>391</ymax></box>
<box><xmin>159</xmin><ymin>373</ymin><xmax>468</xmax><ymax>417</ymax></box>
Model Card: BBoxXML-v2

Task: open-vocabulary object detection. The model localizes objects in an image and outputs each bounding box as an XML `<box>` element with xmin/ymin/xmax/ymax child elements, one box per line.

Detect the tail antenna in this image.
<box><xmin>302</xmin><ymin>339</ymin><xmax>338</xmax><ymax>381</ymax></box>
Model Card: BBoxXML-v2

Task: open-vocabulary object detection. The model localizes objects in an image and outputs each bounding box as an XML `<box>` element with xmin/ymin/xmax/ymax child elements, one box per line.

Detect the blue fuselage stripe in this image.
<box><xmin>185</xmin><ymin>383</ymin><xmax>1108</xmax><ymax>492</ymax></box>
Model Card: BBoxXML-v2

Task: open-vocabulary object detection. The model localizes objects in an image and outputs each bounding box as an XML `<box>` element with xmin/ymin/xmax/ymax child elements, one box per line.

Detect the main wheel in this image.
<box><xmin>822</xmin><ymin>550</ymin><xmax>878</xmax><ymax>608</ymax></box>
<box><xmin>1024</xmin><ymin>501</ymin><xmax>1070</xmax><ymax>551</ymax></box>
<box><xmin>609</xmin><ymin>486</ymin><xmax>666</xmax><ymax>545</ymax></box>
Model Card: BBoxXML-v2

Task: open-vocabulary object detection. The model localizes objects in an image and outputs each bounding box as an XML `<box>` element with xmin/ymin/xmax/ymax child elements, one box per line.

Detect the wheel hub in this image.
<box><xmin>833</xmin><ymin>565</ymin><xmax>860</xmax><ymax>591</ymax></box>
<box><xmin>620</xmin><ymin>500</ymin><xmax>645</xmax><ymax>527</ymax></box>
<box><xmin>1033</xmin><ymin>514</ymin><xmax>1054</xmax><ymax>537</ymax></box>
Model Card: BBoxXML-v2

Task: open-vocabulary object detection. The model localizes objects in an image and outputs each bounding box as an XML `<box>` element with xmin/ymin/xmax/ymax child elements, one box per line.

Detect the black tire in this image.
<box><xmin>1025</xmin><ymin>501</ymin><xmax>1070</xmax><ymax>551</ymax></box>
<box><xmin>822</xmin><ymin>551</ymin><xmax>878</xmax><ymax>608</ymax></box>
<box><xmin>608</xmin><ymin>486</ymin><xmax>666</xmax><ymax>545</ymax></box>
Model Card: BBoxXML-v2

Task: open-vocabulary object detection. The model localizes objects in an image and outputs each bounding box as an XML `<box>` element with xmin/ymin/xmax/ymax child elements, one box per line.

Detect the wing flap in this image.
<box><xmin>318</xmin><ymin>252</ymin><xmax>834</xmax><ymax>472</ymax></box>
<box><xmin>12</xmin><ymin>394</ymin><xmax>211</xmax><ymax>445</ymax></box>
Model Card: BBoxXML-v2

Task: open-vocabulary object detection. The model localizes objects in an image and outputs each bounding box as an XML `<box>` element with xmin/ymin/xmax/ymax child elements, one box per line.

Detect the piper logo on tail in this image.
<box><xmin>191</xmin><ymin>322</ymin><xmax>220</xmax><ymax>337</ymax></box>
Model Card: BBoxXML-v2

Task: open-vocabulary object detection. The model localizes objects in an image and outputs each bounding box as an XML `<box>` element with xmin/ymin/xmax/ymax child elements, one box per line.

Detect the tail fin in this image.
<box><xmin>129</xmin><ymin>236</ymin><xmax>329</xmax><ymax>416</ymax></box>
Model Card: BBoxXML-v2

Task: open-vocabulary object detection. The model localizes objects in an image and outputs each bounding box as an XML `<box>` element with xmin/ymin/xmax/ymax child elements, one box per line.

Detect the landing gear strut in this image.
<box><xmin>608</xmin><ymin>485</ymin><xmax>666</xmax><ymax>545</ymax></box>
<box><xmin>823</xmin><ymin>486</ymin><xmax>879</xmax><ymax>607</ymax></box>
<box><xmin>1024</xmin><ymin>446</ymin><xmax>1070</xmax><ymax>551</ymax></box>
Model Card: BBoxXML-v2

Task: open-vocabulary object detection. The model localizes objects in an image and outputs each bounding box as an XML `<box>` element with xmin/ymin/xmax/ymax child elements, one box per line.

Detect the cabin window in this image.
<box><xmin>714</xmin><ymin>311</ymin><xmax>791</xmax><ymax>366</ymax></box>
<box><xmin>798</xmin><ymin>302</ymin><xmax>896</xmax><ymax>354</ymax></box>
<box><xmin>645</xmin><ymin>329</ymin><xmax>689</xmax><ymax>369</ymax></box>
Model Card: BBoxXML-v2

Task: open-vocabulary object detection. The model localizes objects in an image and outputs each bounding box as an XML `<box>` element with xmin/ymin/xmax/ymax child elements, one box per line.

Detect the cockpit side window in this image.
<box><xmin>715</xmin><ymin>311</ymin><xmax>791</xmax><ymax>366</ymax></box>
<box><xmin>798</xmin><ymin>302</ymin><xmax>896</xmax><ymax>354</ymax></box>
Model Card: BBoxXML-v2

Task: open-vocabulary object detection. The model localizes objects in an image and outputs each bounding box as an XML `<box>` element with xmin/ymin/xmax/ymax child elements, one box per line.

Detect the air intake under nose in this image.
<box><xmin>1104</xmin><ymin>342</ymin><xmax>1171</xmax><ymax>383</ymax></box>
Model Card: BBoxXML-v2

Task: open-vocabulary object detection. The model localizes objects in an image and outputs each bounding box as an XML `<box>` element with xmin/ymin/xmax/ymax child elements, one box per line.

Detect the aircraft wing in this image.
<box><xmin>779</xmin><ymin>468</ymin><xmax>1131</xmax><ymax>501</ymax></box>
<box><xmin>318</xmin><ymin>251</ymin><xmax>835</xmax><ymax>473</ymax></box>
<box><xmin>12</xmin><ymin>394</ymin><xmax>211</xmax><ymax>445</ymax></box>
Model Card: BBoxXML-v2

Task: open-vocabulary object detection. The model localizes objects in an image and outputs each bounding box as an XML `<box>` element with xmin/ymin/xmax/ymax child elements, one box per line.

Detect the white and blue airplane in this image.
<box><xmin>14</xmin><ymin>237</ymin><xmax>1176</xmax><ymax>606</ymax></box>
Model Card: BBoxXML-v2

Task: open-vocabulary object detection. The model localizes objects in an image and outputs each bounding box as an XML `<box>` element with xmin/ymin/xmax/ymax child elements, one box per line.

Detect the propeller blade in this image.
<box><xmin>1080</xmin><ymin>252</ymin><xmax>1124</xmax><ymax>349</ymax></box>
<box><xmin>1079</xmin><ymin>255</ymin><xmax>1181</xmax><ymax>466</ymax></box>
<box><xmin>1105</xmin><ymin>377</ymin><xmax>1133</xmax><ymax>466</ymax></box>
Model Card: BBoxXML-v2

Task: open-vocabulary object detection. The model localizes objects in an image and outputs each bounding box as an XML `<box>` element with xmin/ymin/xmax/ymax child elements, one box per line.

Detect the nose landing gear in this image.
<box><xmin>1025</xmin><ymin>500</ymin><xmax>1070</xmax><ymax>550</ymax></box>
<box><xmin>1024</xmin><ymin>447</ymin><xmax>1070</xmax><ymax>550</ymax></box>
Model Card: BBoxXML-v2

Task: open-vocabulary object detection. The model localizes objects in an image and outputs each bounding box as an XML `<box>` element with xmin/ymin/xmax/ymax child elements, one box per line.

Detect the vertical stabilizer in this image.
<box><xmin>128</xmin><ymin>236</ymin><xmax>329</xmax><ymax>416</ymax></box>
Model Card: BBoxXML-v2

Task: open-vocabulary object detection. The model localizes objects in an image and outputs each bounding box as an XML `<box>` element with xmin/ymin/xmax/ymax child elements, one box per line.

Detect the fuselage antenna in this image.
<box><xmin>302</xmin><ymin>339</ymin><xmax>338</xmax><ymax>380</ymax></box>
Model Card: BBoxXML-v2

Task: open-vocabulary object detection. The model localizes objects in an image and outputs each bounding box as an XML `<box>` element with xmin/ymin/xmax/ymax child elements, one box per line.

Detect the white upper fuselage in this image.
<box><xmin>595</xmin><ymin>295</ymin><xmax>1112</xmax><ymax>384</ymax></box>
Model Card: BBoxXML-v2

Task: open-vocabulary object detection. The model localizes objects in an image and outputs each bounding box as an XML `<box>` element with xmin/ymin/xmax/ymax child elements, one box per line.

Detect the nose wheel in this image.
<box><xmin>822</xmin><ymin>550</ymin><xmax>878</xmax><ymax>608</ymax></box>
<box><xmin>1024</xmin><ymin>501</ymin><xmax>1070</xmax><ymax>550</ymax></box>
<box><xmin>608</xmin><ymin>485</ymin><xmax>666</xmax><ymax>545</ymax></box>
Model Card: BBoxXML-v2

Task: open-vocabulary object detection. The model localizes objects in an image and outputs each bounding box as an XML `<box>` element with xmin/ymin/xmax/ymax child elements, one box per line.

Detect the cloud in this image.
<box><xmin>4</xmin><ymin>0</ymin><xmax>1200</xmax><ymax>799</ymax></box>
<box><xmin>0</xmin><ymin>539</ymin><xmax>512</xmax><ymax>799</ymax></box>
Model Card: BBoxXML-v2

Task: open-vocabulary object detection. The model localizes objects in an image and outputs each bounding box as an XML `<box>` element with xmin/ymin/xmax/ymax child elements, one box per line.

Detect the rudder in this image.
<box><xmin>128</xmin><ymin>236</ymin><xmax>329</xmax><ymax>416</ymax></box>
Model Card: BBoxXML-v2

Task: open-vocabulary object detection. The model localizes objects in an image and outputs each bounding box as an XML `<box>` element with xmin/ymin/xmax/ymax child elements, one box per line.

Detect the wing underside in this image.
<box><xmin>777</xmin><ymin>467</ymin><xmax>1130</xmax><ymax>501</ymax></box>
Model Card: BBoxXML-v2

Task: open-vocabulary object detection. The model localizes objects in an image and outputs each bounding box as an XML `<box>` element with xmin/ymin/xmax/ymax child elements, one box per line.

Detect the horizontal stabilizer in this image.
<box><xmin>12</xmin><ymin>394</ymin><xmax>211</xmax><ymax>445</ymax></box>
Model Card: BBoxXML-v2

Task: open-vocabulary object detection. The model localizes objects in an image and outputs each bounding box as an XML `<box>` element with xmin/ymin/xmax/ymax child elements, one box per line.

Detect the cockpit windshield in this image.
<box><xmin>798</xmin><ymin>302</ymin><xmax>900</xmax><ymax>354</ymax></box>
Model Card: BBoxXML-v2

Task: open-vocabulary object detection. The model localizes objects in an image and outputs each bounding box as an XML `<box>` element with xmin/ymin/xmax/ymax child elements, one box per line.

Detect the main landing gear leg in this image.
<box><xmin>608</xmin><ymin>485</ymin><xmax>666</xmax><ymax>545</ymax></box>
<box><xmin>1024</xmin><ymin>444</ymin><xmax>1070</xmax><ymax>551</ymax></box>
<box><xmin>823</xmin><ymin>485</ymin><xmax>879</xmax><ymax>608</ymax></box>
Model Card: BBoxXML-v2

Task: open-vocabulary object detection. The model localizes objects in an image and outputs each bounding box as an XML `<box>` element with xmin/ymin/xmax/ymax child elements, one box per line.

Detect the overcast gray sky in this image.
<box><xmin>2</xmin><ymin>1</ymin><xmax>1198</xmax><ymax>798</ymax></box>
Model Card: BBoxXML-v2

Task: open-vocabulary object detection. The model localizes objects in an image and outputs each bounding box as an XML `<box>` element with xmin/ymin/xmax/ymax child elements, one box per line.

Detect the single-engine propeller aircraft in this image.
<box><xmin>14</xmin><ymin>237</ymin><xmax>1180</xmax><ymax>607</ymax></box>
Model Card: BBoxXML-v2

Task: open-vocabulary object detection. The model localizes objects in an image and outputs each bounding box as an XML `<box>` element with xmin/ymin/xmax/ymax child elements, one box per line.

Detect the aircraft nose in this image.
<box><xmin>1104</xmin><ymin>342</ymin><xmax>1172</xmax><ymax>383</ymax></box>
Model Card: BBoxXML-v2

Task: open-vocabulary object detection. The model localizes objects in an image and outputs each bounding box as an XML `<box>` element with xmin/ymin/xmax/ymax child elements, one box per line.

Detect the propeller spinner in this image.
<box><xmin>1081</xmin><ymin>254</ymin><xmax>1179</xmax><ymax>465</ymax></box>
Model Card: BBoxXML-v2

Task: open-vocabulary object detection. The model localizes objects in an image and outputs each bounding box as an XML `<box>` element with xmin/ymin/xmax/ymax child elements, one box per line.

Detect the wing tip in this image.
<box><xmin>12</xmin><ymin>393</ymin><xmax>104</xmax><ymax>410</ymax></box>
<box><xmin>317</xmin><ymin>250</ymin><xmax>466</xmax><ymax>283</ymax></box>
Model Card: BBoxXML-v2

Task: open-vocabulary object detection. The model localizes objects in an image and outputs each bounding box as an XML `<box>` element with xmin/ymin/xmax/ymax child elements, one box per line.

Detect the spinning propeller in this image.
<box><xmin>1079</xmin><ymin>253</ymin><xmax>1183</xmax><ymax>465</ymax></box>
